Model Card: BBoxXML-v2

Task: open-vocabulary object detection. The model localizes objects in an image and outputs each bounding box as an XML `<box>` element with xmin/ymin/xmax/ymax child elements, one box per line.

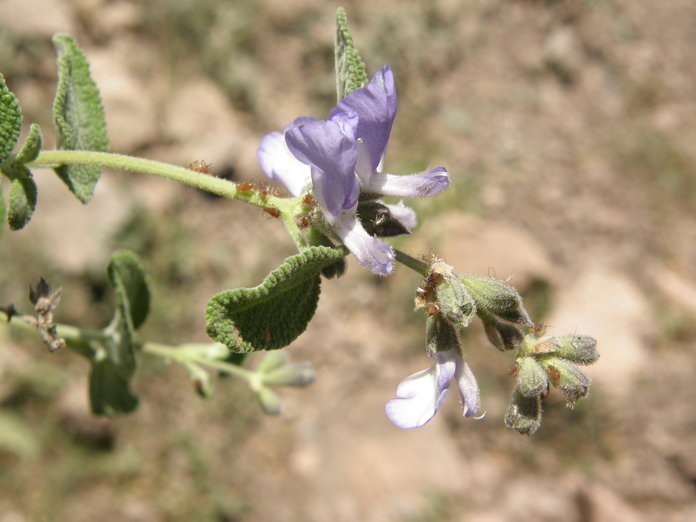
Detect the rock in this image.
<box><xmin>0</xmin><ymin>0</ymin><xmax>75</xmax><ymax>38</ymax></box>
<box><xmin>544</xmin><ymin>25</ymin><xmax>583</xmax><ymax>84</ymax></box>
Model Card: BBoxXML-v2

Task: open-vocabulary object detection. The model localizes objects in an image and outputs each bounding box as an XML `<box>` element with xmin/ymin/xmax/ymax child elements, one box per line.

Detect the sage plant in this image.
<box><xmin>0</xmin><ymin>8</ymin><xmax>597</xmax><ymax>435</ymax></box>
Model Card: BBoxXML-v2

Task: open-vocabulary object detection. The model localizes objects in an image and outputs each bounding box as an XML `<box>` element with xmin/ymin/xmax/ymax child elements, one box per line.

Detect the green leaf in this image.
<box><xmin>6</xmin><ymin>163</ymin><xmax>37</xmax><ymax>230</ymax></box>
<box><xmin>52</xmin><ymin>34</ymin><xmax>108</xmax><ymax>203</ymax></box>
<box><xmin>335</xmin><ymin>7</ymin><xmax>368</xmax><ymax>101</ymax></box>
<box><xmin>15</xmin><ymin>123</ymin><xmax>42</xmax><ymax>164</ymax></box>
<box><xmin>88</xmin><ymin>357</ymin><xmax>139</xmax><ymax>417</ymax></box>
<box><xmin>100</xmin><ymin>250</ymin><xmax>150</xmax><ymax>381</ymax></box>
<box><xmin>0</xmin><ymin>73</ymin><xmax>22</xmax><ymax>165</ymax></box>
<box><xmin>107</xmin><ymin>249</ymin><xmax>151</xmax><ymax>331</ymax></box>
<box><xmin>206</xmin><ymin>246</ymin><xmax>345</xmax><ymax>352</ymax></box>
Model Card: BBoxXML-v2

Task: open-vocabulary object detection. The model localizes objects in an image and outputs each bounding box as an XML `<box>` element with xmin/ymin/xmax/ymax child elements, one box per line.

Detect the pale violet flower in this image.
<box><xmin>257</xmin><ymin>65</ymin><xmax>450</xmax><ymax>276</ymax></box>
<box><xmin>385</xmin><ymin>349</ymin><xmax>481</xmax><ymax>429</ymax></box>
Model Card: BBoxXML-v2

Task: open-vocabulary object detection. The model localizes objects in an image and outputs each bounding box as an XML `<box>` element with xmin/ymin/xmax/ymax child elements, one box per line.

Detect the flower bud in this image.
<box><xmin>435</xmin><ymin>276</ymin><xmax>476</xmax><ymax>327</ymax></box>
<box><xmin>539</xmin><ymin>356</ymin><xmax>591</xmax><ymax>406</ymax></box>
<box><xmin>481</xmin><ymin>312</ymin><xmax>525</xmax><ymax>351</ymax></box>
<box><xmin>185</xmin><ymin>363</ymin><xmax>214</xmax><ymax>399</ymax></box>
<box><xmin>504</xmin><ymin>390</ymin><xmax>541</xmax><ymax>436</ymax></box>
<box><xmin>425</xmin><ymin>314</ymin><xmax>460</xmax><ymax>355</ymax></box>
<box><xmin>552</xmin><ymin>335</ymin><xmax>599</xmax><ymax>365</ymax></box>
<box><xmin>255</xmin><ymin>386</ymin><xmax>282</xmax><ymax>415</ymax></box>
<box><xmin>262</xmin><ymin>362</ymin><xmax>316</xmax><ymax>387</ymax></box>
<box><xmin>257</xmin><ymin>351</ymin><xmax>288</xmax><ymax>374</ymax></box>
<box><xmin>459</xmin><ymin>275</ymin><xmax>532</xmax><ymax>326</ymax></box>
<box><xmin>513</xmin><ymin>356</ymin><xmax>549</xmax><ymax>398</ymax></box>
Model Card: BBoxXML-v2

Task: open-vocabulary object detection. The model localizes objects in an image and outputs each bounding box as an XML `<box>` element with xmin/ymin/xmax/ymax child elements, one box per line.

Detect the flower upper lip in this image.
<box><xmin>256</xmin><ymin>64</ymin><xmax>451</xmax><ymax>276</ymax></box>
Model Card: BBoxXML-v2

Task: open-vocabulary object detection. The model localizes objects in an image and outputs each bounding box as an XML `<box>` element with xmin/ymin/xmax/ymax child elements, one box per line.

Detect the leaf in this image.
<box><xmin>88</xmin><ymin>357</ymin><xmax>139</xmax><ymax>417</ymax></box>
<box><xmin>102</xmin><ymin>250</ymin><xmax>150</xmax><ymax>379</ymax></box>
<box><xmin>15</xmin><ymin>123</ymin><xmax>42</xmax><ymax>164</ymax></box>
<box><xmin>0</xmin><ymin>73</ymin><xmax>22</xmax><ymax>165</ymax></box>
<box><xmin>6</xmin><ymin>163</ymin><xmax>37</xmax><ymax>230</ymax></box>
<box><xmin>206</xmin><ymin>246</ymin><xmax>345</xmax><ymax>352</ymax></box>
<box><xmin>335</xmin><ymin>7</ymin><xmax>368</xmax><ymax>101</ymax></box>
<box><xmin>52</xmin><ymin>34</ymin><xmax>108</xmax><ymax>203</ymax></box>
<box><xmin>107</xmin><ymin>249</ymin><xmax>151</xmax><ymax>331</ymax></box>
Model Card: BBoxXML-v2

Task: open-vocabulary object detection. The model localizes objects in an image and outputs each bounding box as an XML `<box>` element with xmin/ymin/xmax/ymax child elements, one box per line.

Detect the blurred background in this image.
<box><xmin>0</xmin><ymin>0</ymin><xmax>695</xmax><ymax>520</ymax></box>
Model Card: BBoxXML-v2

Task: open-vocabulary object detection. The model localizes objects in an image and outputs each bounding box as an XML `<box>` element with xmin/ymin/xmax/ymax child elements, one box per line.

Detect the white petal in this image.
<box><xmin>383</xmin><ymin>200</ymin><xmax>417</xmax><ymax>230</ymax></box>
<box><xmin>385</xmin><ymin>354</ymin><xmax>456</xmax><ymax>429</ymax></box>
<box><xmin>455</xmin><ymin>359</ymin><xmax>482</xmax><ymax>418</ymax></box>
<box><xmin>257</xmin><ymin>131</ymin><xmax>311</xmax><ymax>196</ymax></box>
<box><xmin>364</xmin><ymin>167</ymin><xmax>450</xmax><ymax>198</ymax></box>
<box><xmin>331</xmin><ymin>211</ymin><xmax>394</xmax><ymax>276</ymax></box>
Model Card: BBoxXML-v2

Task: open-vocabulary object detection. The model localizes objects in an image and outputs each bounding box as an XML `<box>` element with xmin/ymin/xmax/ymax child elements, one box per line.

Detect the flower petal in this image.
<box><xmin>385</xmin><ymin>351</ymin><xmax>456</xmax><ymax>429</ymax></box>
<box><xmin>364</xmin><ymin>167</ymin><xmax>450</xmax><ymax>198</ymax></box>
<box><xmin>330</xmin><ymin>65</ymin><xmax>397</xmax><ymax>176</ymax></box>
<box><xmin>383</xmin><ymin>200</ymin><xmax>417</xmax><ymax>231</ymax></box>
<box><xmin>257</xmin><ymin>131</ymin><xmax>311</xmax><ymax>196</ymax></box>
<box><xmin>331</xmin><ymin>211</ymin><xmax>394</xmax><ymax>276</ymax></box>
<box><xmin>285</xmin><ymin>117</ymin><xmax>360</xmax><ymax>216</ymax></box>
<box><xmin>455</xmin><ymin>358</ymin><xmax>482</xmax><ymax>418</ymax></box>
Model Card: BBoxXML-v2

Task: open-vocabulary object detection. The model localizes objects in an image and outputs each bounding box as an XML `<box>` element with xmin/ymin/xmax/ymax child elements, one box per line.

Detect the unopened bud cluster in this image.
<box><xmin>411</xmin><ymin>257</ymin><xmax>599</xmax><ymax>435</ymax></box>
<box><xmin>505</xmin><ymin>331</ymin><xmax>599</xmax><ymax>435</ymax></box>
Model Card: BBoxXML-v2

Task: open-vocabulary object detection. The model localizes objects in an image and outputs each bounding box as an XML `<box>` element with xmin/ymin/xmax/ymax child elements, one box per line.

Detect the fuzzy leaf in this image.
<box><xmin>206</xmin><ymin>246</ymin><xmax>345</xmax><ymax>352</ymax></box>
<box><xmin>89</xmin><ymin>357</ymin><xmax>139</xmax><ymax>417</ymax></box>
<box><xmin>52</xmin><ymin>34</ymin><xmax>108</xmax><ymax>203</ymax></box>
<box><xmin>0</xmin><ymin>73</ymin><xmax>22</xmax><ymax>165</ymax></box>
<box><xmin>107</xmin><ymin>249</ymin><xmax>151</xmax><ymax>331</ymax></box>
<box><xmin>7</xmin><ymin>166</ymin><xmax>37</xmax><ymax>230</ymax></box>
<box><xmin>15</xmin><ymin>123</ymin><xmax>42</xmax><ymax>164</ymax></box>
<box><xmin>100</xmin><ymin>250</ymin><xmax>150</xmax><ymax>382</ymax></box>
<box><xmin>335</xmin><ymin>7</ymin><xmax>368</xmax><ymax>101</ymax></box>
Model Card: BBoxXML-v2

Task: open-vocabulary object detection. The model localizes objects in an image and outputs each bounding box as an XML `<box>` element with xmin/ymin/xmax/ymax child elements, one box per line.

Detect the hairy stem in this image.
<box><xmin>29</xmin><ymin>150</ymin><xmax>287</xmax><ymax>209</ymax></box>
<box><xmin>394</xmin><ymin>248</ymin><xmax>430</xmax><ymax>276</ymax></box>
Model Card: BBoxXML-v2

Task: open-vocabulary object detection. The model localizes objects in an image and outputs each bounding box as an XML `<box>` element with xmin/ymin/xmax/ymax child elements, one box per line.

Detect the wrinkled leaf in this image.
<box><xmin>0</xmin><ymin>73</ymin><xmax>22</xmax><ymax>165</ymax></box>
<box><xmin>335</xmin><ymin>7</ymin><xmax>368</xmax><ymax>101</ymax></box>
<box><xmin>52</xmin><ymin>34</ymin><xmax>108</xmax><ymax>203</ymax></box>
<box><xmin>206</xmin><ymin>246</ymin><xmax>345</xmax><ymax>352</ymax></box>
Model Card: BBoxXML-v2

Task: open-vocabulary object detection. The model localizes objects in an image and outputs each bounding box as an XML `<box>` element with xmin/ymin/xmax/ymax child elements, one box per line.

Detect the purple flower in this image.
<box><xmin>385</xmin><ymin>349</ymin><xmax>481</xmax><ymax>429</ymax></box>
<box><xmin>257</xmin><ymin>65</ymin><xmax>450</xmax><ymax>276</ymax></box>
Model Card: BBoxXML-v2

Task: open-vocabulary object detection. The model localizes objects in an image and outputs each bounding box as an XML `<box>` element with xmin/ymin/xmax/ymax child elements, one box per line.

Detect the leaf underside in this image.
<box><xmin>52</xmin><ymin>34</ymin><xmax>108</xmax><ymax>203</ymax></box>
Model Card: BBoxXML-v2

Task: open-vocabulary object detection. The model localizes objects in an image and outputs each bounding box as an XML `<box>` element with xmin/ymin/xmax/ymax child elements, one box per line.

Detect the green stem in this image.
<box><xmin>141</xmin><ymin>342</ymin><xmax>255</xmax><ymax>383</ymax></box>
<box><xmin>394</xmin><ymin>248</ymin><xmax>430</xmax><ymax>276</ymax></box>
<box><xmin>29</xmin><ymin>150</ymin><xmax>286</xmax><ymax>210</ymax></box>
<box><xmin>29</xmin><ymin>149</ymin><xmax>309</xmax><ymax>249</ymax></box>
<box><xmin>0</xmin><ymin>309</ymin><xmax>256</xmax><ymax>383</ymax></box>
